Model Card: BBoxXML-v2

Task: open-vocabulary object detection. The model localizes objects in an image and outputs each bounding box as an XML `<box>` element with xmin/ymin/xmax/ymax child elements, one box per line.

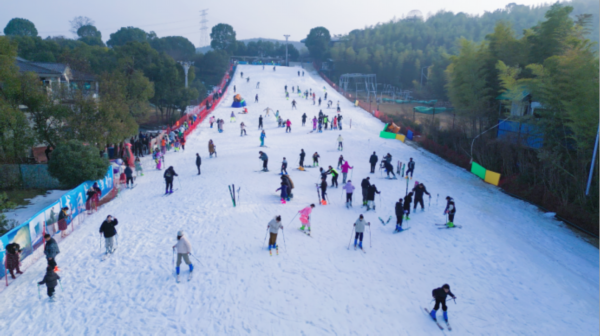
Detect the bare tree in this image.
<box><xmin>69</xmin><ymin>16</ymin><xmax>95</xmax><ymax>37</ymax></box>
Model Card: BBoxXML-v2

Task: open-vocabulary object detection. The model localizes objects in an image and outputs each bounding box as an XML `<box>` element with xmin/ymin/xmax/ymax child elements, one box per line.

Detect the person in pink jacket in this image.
<box><xmin>172</xmin><ymin>230</ymin><xmax>193</xmax><ymax>282</ymax></box>
<box><xmin>298</xmin><ymin>204</ymin><xmax>315</xmax><ymax>234</ymax></box>
<box><xmin>341</xmin><ymin>160</ymin><xmax>354</xmax><ymax>184</ymax></box>
<box><xmin>285</xmin><ymin>119</ymin><xmax>292</xmax><ymax>133</ymax></box>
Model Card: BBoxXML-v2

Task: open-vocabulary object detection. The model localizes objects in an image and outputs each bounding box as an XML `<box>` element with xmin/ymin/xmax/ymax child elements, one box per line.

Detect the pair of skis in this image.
<box><xmin>379</xmin><ymin>216</ymin><xmax>392</xmax><ymax>225</ymax></box>
<box><xmin>228</xmin><ymin>184</ymin><xmax>240</xmax><ymax>207</ymax></box>
<box><xmin>176</xmin><ymin>272</ymin><xmax>193</xmax><ymax>283</ymax></box>
<box><xmin>435</xmin><ymin>223</ymin><xmax>462</xmax><ymax>229</ymax></box>
<box><xmin>423</xmin><ymin>308</ymin><xmax>452</xmax><ymax>330</ymax></box>
<box><xmin>397</xmin><ymin>161</ymin><xmax>406</xmax><ymax>177</ymax></box>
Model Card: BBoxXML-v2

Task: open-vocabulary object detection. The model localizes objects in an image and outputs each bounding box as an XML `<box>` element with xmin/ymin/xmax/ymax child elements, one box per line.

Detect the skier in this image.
<box><xmin>444</xmin><ymin>197</ymin><xmax>456</xmax><ymax>227</ymax></box>
<box><xmin>172</xmin><ymin>230</ymin><xmax>193</xmax><ymax>282</ymax></box>
<box><xmin>337</xmin><ymin>155</ymin><xmax>344</xmax><ymax>169</ymax></box>
<box><xmin>383</xmin><ymin>157</ymin><xmax>396</xmax><ymax>179</ymax></box>
<box><xmin>276</xmin><ymin>182</ymin><xmax>289</xmax><ymax>204</ymax></box>
<box><xmin>323</xmin><ymin>115</ymin><xmax>328</xmax><ymax>130</ymax></box>
<box><xmin>299</xmin><ymin>149</ymin><xmax>306</xmax><ymax>168</ymax></box>
<box><xmin>312</xmin><ymin>116</ymin><xmax>317</xmax><ymax>131</ymax></box>
<box><xmin>256</xmin><ymin>82</ymin><xmax>260</xmax><ymax>89</ymax></box>
<box><xmin>5</xmin><ymin>242</ymin><xmax>22</xmax><ymax>279</ymax></box>
<box><xmin>281</xmin><ymin>157</ymin><xmax>288</xmax><ymax>175</ymax></box>
<box><xmin>254</xmin><ymin>94</ymin><xmax>259</xmax><ymax>103</ymax></box>
<box><xmin>319</xmin><ymin>167</ymin><xmax>328</xmax><ymax>182</ymax></box>
<box><xmin>312</xmin><ymin>152</ymin><xmax>320</xmax><ymax>167</ymax></box>
<box><xmin>320</xmin><ymin>179</ymin><xmax>328</xmax><ymax>205</ymax></box>
<box><xmin>337</xmin><ymin>114</ymin><xmax>343</xmax><ymax>130</ymax></box>
<box><xmin>394</xmin><ymin>198</ymin><xmax>405</xmax><ymax>232</ymax></box>
<box><xmin>260</xmin><ymin>130</ymin><xmax>266</xmax><ymax>147</ymax></box>
<box><xmin>239</xmin><ymin>122</ymin><xmax>246</xmax><ymax>137</ymax></box>
<box><xmin>337</xmin><ymin>135</ymin><xmax>343</xmax><ymax>150</ymax></box>
<box><xmin>302</xmin><ymin>113</ymin><xmax>307</xmax><ymax>126</ymax></box>
<box><xmin>406</xmin><ymin>158</ymin><xmax>415</xmax><ymax>178</ymax></box>
<box><xmin>341</xmin><ymin>160</ymin><xmax>354</xmax><ymax>184</ymax></box>
<box><xmin>43</xmin><ymin>234</ymin><xmax>59</xmax><ymax>270</ymax></box>
<box><xmin>267</xmin><ymin>216</ymin><xmax>283</xmax><ymax>254</ymax></box>
<box><xmin>285</xmin><ymin>85</ymin><xmax>287</xmax><ymax>91</ymax></box>
<box><xmin>258</xmin><ymin>115</ymin><xmax>263</xmax><ymax>130</ymax></box>
<box><xmin>99</xmin><ymin>215</ymin><xmax>118</xmax><ymax>254</ymax></box>
<box><xmin>361</xmin><ymin>177</ymin><xmax>371</xmax><ymax>206</ymax></box>
<box><xmin>124</xmin><ymin>164</ymin><xmax>134</xmax><ymax>188</ymax></box>
<box><xmin>430</xmin><ymin>284</ymin><xmax>457</xmax><ymax>325</ymax></box>
<box><xmin>263</xmin><ymin>107</ymin><xmax>273</xmax><ymax>117</ymax></box>
<box><xmin>369</xmin><ymin>152</ymin><xmax>378</xmax><ymax>173</ymax></box>
<box><xmin>298</xmin><ymin>204</ymin><xmax>315</xmax><ymax>234</ymax></box>
<box><xmin>403</xmin><ymin>192</ymin><xmax>413</xmax><ymax>220</ymax></box>
<box><xmin>208</xmin><ymin>140</ymin><xmax>217</xmax><ymax>158</ymax></box>
<box><xmin>209</xmin><ymin>116</ymin><xmax>215</xmax><ymax>128</ymax></box>
<box><xmin>281</xmin><ymin>174</ymin><xmax>294</xmax><ymax>198</ymax></box>
<box><xmin>259</xmin><ymin>151</ymin><xmax>269</xmax><ymax>171</ymax></box>
<box><xmin>318</xmin><ymin>97</ymin><xmax>322</xmax><ymax>106</ymax></box>
<box><xmin>285</xmin><ymin>119</ymin><xmax>291</xmax><ymax>133</ymax></box>
<box><xmin>326</xmin><ymin>165</ymin><xmax>339</xmax><ymax>188</ymax></box>
<box><xmin>164</xmin><ymin>166</ymin><xmax>178</xmax><ymax>194</ymax></box>
<box><xmin>292</xmin><ymin>100</ymin><xmax>297</xmax><ymax>109</ymax></box>
<box><xmin>412</xmin><ymin>183</ymin><xmax>431</xmax><ymax>211</ymax></box>
<box><xmin>353</xmin><ymin>215</ymin><xmax>370</xmax><ymax>249</ymax></box>
<box><xmin>230</xmin><ymin>111</ymin><xmax>236</xmax><ymax>123</ymax></box>
<box><xmin>343</xmin><ymin>180</ymin><xmax>355</xmax><ymax>208</ymax></box>
<box><xmin>192</xmin><ymin>153</ymin><xmax>201</xmax><ymax>175</ymax></box>
<box><xmin>366</xmin><ymin>184</ymin><xmax>380</xmax><ymax>211</ymax></box>
<box><xmin>38</xmin><ymin>265</ymin><xmax>60</xmax><ymax>301</ymax></box>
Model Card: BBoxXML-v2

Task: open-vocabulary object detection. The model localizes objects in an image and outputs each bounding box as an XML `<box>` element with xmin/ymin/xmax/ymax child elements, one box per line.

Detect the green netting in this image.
<box><xmin>471</xmin><ymin>162</ymin><xmax>487</xmax><ymax>179</ymax></box>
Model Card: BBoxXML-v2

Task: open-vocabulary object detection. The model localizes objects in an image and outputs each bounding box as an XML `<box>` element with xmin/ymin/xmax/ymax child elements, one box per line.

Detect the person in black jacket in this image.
<box><xmin>361</xmin><ymin>177</ymin><xmax>371</xmax><ymax>206</ymax></box>
<box><xmin>196</xmin><ymin>153</ymin><xmax>201</xmax><ymax>175</ymax></box>
<box><xmin>320</xmin><ymin>180</ymin><xmax>328</xmax><ymax>204</ymax></box>
<box><xmin>99</xmin><ymin>215</ymin><xmax>118</xmax><ymax>254</ymax></box>
<box><xmin>444</xmin><ymin>197</ymin><xmax>456</xmax><ymax>227</ymax></box>
<box><xmin>258</xmin><ymin>115</ymin><xmax>263</xmax><ymax>130</ymax></box>
<box><xmin>412</xmin><ymin>183</ymin><xmax>431</xmax><ymax>210</ymax></box>
<box><xmin>124</xmin><ymin>164</ymin><xmax>134</xmax><ymax>188</ymax></box>
<box><xmin>299</xmin><ymin>149</ymin><xmax>306</xmax><ymax>167</ymax></box>
<box><xmin>43</xmin><ymin>234</ymin><xmax>60</xmax><ymax>270</ymax></box>
<box><xmin>5</xmin><ymin>242</ymin><xmax>23</xmax><ymax>278</ymax></box>
<box><xmin>403</xmin><ymin>192</ymin><xmax>413</xmax><ymax>220</ymax></box>
<box><xmin>38</xmin><ymin>265</ymin><xmax>60</xmax><ymax>300</ymax></box>
<box><xmin>366</xmin><ymin>184</ymin><xmax>380</xmax><ymax>211</ymax></box>
<box><xmin>394</xmin><ymin>199</ymin><xmax>404</xmax><ymax>232</ymax></box>
<box><xmin>369</xmin><ymin>152</ymin><xmax>378</xmax><ymax>173</ymax></box>
<box><xmin>429</xmin><ymin>284</ymin><xmax>456</xmax><ymax>323</ymax></box>
<box><xmin>301</xmin><ymin>113</ymin><xmax>307</xmax><ymax>126</ymax></box>
<box><xmin>164</xmin><ymin>166</ymin><xmax>178</xmax><ymax>194</ymax></box>
<box><xmin>406</xmin><ymin>158</ymin><xmax>415</xmax><ymax>179</ymax></box>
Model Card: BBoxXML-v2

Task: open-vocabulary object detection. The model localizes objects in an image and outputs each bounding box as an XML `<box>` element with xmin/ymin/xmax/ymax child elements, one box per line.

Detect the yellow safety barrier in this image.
<box><xmin>396</xmin><ymin>134</ymin><xmax>406</xmax><ymax>142</ymax></box>
<box><xmin>484</xmin><ymin>170</ymin><xmax>501</xmax><ymax>186</ymax></box>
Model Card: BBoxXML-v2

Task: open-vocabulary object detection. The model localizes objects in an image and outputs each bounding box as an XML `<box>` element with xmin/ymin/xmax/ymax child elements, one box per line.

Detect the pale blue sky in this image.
<box><xmin>2</xmin><ymin>0</ymin><xmax>555</xmax><ymax>47</ymax></box>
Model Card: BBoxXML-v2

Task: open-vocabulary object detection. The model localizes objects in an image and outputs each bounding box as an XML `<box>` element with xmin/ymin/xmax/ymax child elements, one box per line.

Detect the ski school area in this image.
<box><xmin>0</xmin><ymin>64</ymin><xmax>597</xmax><ymax>335</ymax></box>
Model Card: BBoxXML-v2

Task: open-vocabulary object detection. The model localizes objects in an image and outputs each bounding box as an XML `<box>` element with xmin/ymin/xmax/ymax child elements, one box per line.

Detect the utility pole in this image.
<box><xmin>420</xmin><ymin>66</ymin><xmax>430</xmax><ymax>90</ymax></box>
<box><xmin>199</xmin><ymin>9</ymin><xmax>209</xmax><ymax>47</ymax></box>
<box><xmin>284</xmin><ymin>35</ymin><xmax>290</xmax><ymax>66</ymax></box>
<box><xmin>178</xmin><ymin>61</ymin><xmax>194</xmax><ymax>88</ymax></box>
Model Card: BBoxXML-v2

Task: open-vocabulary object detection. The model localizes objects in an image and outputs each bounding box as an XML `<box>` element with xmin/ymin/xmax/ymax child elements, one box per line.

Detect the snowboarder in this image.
<box><xmin>267</xmin><ymin>216</ymin><xmax>283</xmax><ymax>253</ymax></box>
<box><xmin>394</xmin><ymin>199</ymin><xmax>404</xmax><ymax>232</ymax></box>
<box><xmin>369</xmin><ymin>152</ymin><xmax>378</xmax><ymax>173</ymax></box>
<box><xmin>430</xmin><ymin>284</ymin><xmax>457</xmax><ymax>324</ymax></box>
<box><xmin>353</xmin><ymin>215</ymin><xmax>370</xmax><ymax>249</ymax></box>
<box><xmin>302</xmin><ymin>113</ymin><xmax>307</xmax><ymax>126</ymax></box>
<box><xmin>195</xmin><ymin>153</ymin><xmax>201</xmax><ymax>175</ymax></box>
<box><xmin>172</xmin><ymin>230</ymin><xmax>193</xmax><ymax>282</ymax></box>
<box><xmin>99</xmin><ymin>215</ymin><xmax>118</xmax><ymax>254</ymax></box>
<box><xmin>406</xmin><ymin>158</ymin><xmax>415</xmax><ymax>178</ymax></box>
<box><xmin>412</xmin><ymin>183</ymin><xmax>431</xmax><ymax>210</ymax></box>
<box><xmin>299</xmin><ymin>149</ymin><xmax>306</xmax><ymax>168</ymax></box>
<box><xmin>341</xmin><ymin>160</ymin><xmax>353</xmax><ymax>184</ymax></box>
<box><xmin>5</xmin><ymin>242</ymin><xmax>23</xmax><ymax>279</ymax></box>
<box><xmin>259</xmin><ymin>151</ymin><xmax>269</xmax><ymax>171</ymax></box>
<box><xmin>258</xmin><ymin>115</ymin><xmax>263</xmax><ymax>129</ymax></box>
<box><xmin>444</xmin><ymin>197</ymin><xmax>456</xmax><ymax>227</ymax></box>
<box><xmin>260</xmin><ymin>130</ymin><xmax>266</xmax><ymax>147</ymax></box>
<box><xmin>312</xmin><ymin>152</ymin><xmax>320</xmax><ymax>167</ymax></box>
<box><xmin>281</xmin><ymin>157</ymin><xmax>288</xmax><ymax>175</ymax></box>
<box><xmin>208</xmin><ymin>140</ymin><xmax>217</xmax><ymax>158</ymax></box>
<box><xmin>403</xmin><ymin>192</ymin><xmax>413</xmax><ymax>220</ymax></box>
<box><xmin>43</xmin><ymin>234</ymin><xmax>59</xmax><ymax>270</ymax></box>
<box><xmin>276</xmin><ymin>182</ymin><xmax>289</xmax><ymax>204</ymax></box>
<box><xmin>366</xmin><ymin>184</ymin><xmax>380</xmax><ymax>211</ymax></box>
<box><xmin>343</xmin><ymin>180</ymin><xmax>355</xmax><ymax>207</ymax></box>
<box><xmin>38</xmin><ymin>265</ymin><xmax>60</xmax><ymax>301</ymax></box>
<box><xmin>326</xmin><ymin>166</ymin><xmax>339</xmax><ymax>188</ymax></box>
<box><xmin>361</xmin><ymin>177</ymin><xmax>371</xmax><ymax>206</ymax></box>
<box><xmin>124</xmin><ymin>164</ymin><xmax>134</xmax><ymax>188</ymax></box>
<box><xmin>285</xmin><ymin>119</ymin><xmax>291</xmax><ymax>133</ymax></box>
<box><xmin>164</xmin><ymin>166</ymin><xmax>178</xmax><ymax>194</ymax></box>
<box><xmin>240</xmin><ymin>122</ymin><xmax>247</xmax><ymax>136</ymax></box>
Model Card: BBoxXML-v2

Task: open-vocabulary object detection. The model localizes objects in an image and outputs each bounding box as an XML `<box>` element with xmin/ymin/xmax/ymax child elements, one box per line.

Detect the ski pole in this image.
<box><xmin>347</xmin><ymin>226</ymin><xmax>355</xmax><ymax>250</ymax></box>
<box><xmin>369</xmin><ymin>222</ymin><xmax>372</xmax><ymax>248</ymax></box>
<box><xmin>189</xmin><ymin>253</ymin><xmax>201</xmax><ymax>263</ymax></box>
<box><xmin>37</xmin><ymin>285</ymin><xmax>40</xmax><ymax>300</ymax></box>
<box><xmin>287</xmin><ymin>212</ymin><xmax>299</xmax><ymax>226</ymax></box>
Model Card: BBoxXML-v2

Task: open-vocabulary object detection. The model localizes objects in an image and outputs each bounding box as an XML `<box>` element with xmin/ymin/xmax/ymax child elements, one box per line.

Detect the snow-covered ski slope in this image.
<box><xmin>0</xmin><ymin>65</ymin><xmax>597</xmax><ymax>335</ymax></box>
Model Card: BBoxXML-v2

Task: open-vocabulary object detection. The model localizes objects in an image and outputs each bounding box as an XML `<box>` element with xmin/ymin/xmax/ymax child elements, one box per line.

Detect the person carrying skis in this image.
<box><xmin>343</xmin><ymin>180</ymin><xmax>355</xmax><ymax>208</ymax></box>
<box><xmin>326</xmin><ymin>165</ymin><xmax>340</xmax><ymax>188</ymax></box>
<box><xmin>38</xmin><ymin>265</ymin><xmax>60</xmax><ymax>301</ymax></box>
<box><xmin>258</xmin><ymin>115</ymin><xmax>263</xmax><ymax>129</ymax></box>
<box><xmin>337</xmin><ymin>135</ymin><xmax>343</xmax><ymax>150</ymax></box>
<box><xmin>5</xmin><ymin>242</ymin><xmax>22</xmax><ymax>279</ymax></box>
<box><xmin>312</xmin><ymin>152</ymin><xmax>320</xmax><ymax>167</ymax></box>
<box><xmin>430</xmin><ymin>284</ymin><xmax>457</xmax><ymax>324</ymax></box>
<box><xmin>267</xmin><ymin>216</ymin><xmax>283</xmax><ymax>254</ymax></box>
<box><xmin>361</xmin><ymin>177</ymin><xmax>371</xmax><ymax>206</ymax></box>
<box><xmin>366</xmin><ymin>184</ymin><xmax>380</xmax><ymax>211</ymax></box>
<box><xmin>260</xmin><ymin>130</ymin><xmax>266</xmax><ymax>147</ymax></box>
<box><xmin>172</xmin><ymin>230</ymin><xmax>193</xmax><ymax>282</ymax></box>
<box><xmin>99</xmin><ymin>215</ymin><xmax>118</xmax><ymax>254</ymax></box>
<box><xmin>406</xmin><ymin>158</ymin><xmax>415</xmax><ymax>178</ymax></box>
<box><xmin>259</xmin><ymin>151</ymin><xmax>269</xmax><ymax>171</ymax></box>
<box><xmin>394</xmin><ymin>199</ymin><xmax>404</xmax><ymax>232</ymax></box>
<box><xmin>281</xmin><ymin>157</ymin><xmax>288</xmax><ymax>175</ymax></box>
<box><xmin>319</xmin><ymin>179</ymin><xmax>328</xmax><ymax>205</ymax></box>
<box><xmin>299</xmin><ymin>149</ymin><xmax>306</xmax><ymax>168</ymax></box>
<box><xmin>276</xmin><ymin>182</ymin><xmax>289</xmax><ymax>204</ymax></box>
<box><xmin>285</xmin><ymin>119</ymin><xmax>292</xmax><ymax>133</ymax></box>
<box><xmin>124</xmin><ymin>164</ymin><xmax>134</xmax><ymax>188</ymax></box>
<box><xmin>341</xmin><ymin>160</ymin><xmax>353</xmax><ymax>184</ymax></box>
<box><xmin>444</xmin><ymin>197</ymin><xmax>456</xmax><ymax>227</ymax></box>
<box><xmin>164</xmin><ymin>166</ymin><xmax>178</xmax><ymax>194</ymax></box>
<box><xmin>353</xmin><ymin>215</ymin><xmax>370</xmax><ymax>249</ymax></box>
<box><xmin>369</xmin><ymin>152</ymin><xmax>378</xmax><ymax>173</ymax></box>
<box><xmin>195</xmin><ymin>153</ymin><xmax>201</xmax><ymax>175</ymax></box>
<box><xmin>302</xmin><ymin>113</ymin><xmax>307</xmax><ymax>126</ymax></box>
<box><xmin>208</xmin><ymin>140</ymin><xmax>216</xmax><ymax>158</ymax></box>
<box><xmin>403</xmin><ymin>192</ymin><xmax>413</xmax><ymax>220</ymax></box>
<box><xmin>43</xmin><ymin>234</ymin><xmax>60</xmax><ymax>270</ymax></box>
<box><xmin>412</xmin><ymin>183</ymin><xmax>431</xmax><ymax>211</ymax></box>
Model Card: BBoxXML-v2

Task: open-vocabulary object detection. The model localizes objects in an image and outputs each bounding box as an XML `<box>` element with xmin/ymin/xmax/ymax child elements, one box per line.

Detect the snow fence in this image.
<box><xmin>471</xmin><ymin>162</ymin><xmax>501</xmax><ymax>186</ymax></box>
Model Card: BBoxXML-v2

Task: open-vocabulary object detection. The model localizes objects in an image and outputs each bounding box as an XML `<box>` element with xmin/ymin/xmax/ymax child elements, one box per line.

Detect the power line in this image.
<box><xmin>199</xmin><ymin>9</ymin><xmax>209</xmax><ymax>48</ymax></box>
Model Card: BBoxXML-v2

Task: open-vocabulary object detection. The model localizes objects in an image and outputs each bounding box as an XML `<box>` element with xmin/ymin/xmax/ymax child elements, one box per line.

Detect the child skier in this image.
<box><xmin>406</xmin><ymin>158</ymin><xmax>415</xmax><ymax>179</ymax></box>
<box><xmin>343</xmin><ymin>180</ymin><xmax>355</xmax><ymax>208</ymax></box>
<box><xmin>444</xmin><ymin>197</ymin><xmax>456</xmax><ymax>227</ymax></box>
<box><xmin>267</xmin><ymin>216</ymin><xmax>283</xmax><ymax>255</ymax></box>
<box><xmin>394</xmin><ymin>199</ymin><xmax>404</xmax><ymax>232</ymax></box>
<box><xmin>172</xmin><ymin>230</ymin><xmax>193</xmax><ymax>282</ymax></box>
<box><xmin>353</xmin><ymin>215</ymin><xmax>370</xmax><ymax>249</ymax></box>
<box><xmin>240</xmin><ymin>122</ymin><xmax>247</xmax><ymax>136</ymax></box>
<box><xmin>298</xmin><ymin>204</ymin><xmax>315</xmax><ymax>234</ymax></box>
<box><xmin>366</xmin><ymin>184</ymin><xmax>380</xmax><ymax>211</ymax></box>
<box><xmin>281</xmin><ymin>157</ymin><xmax>288</xmax><ymax>175</ymax></box>
<box><xmin>320</xmin><ymin>180</ymin><xmax>328</xmax><ymax>205</ymax></box>
<box><xmin>312</xmin><ymin>152</ymin><xmax>320</xmax><ymax>167</ymax></box>
<box><xmin>276</xmin><ymin>182</ymin><xmax>289</xmax><ymax>204</ymax></box>
<box><xmin>403</xmin><ymin>192</ymin><xmax>413</xmax><ymax>220</ymax></box>
<box><xmin>429</xmin><ymin>284</ymin><xmax>457</xmax><ymax>326</ymax></box>
<box><xmin>38</xmin><ymin>265</ymin><xmax>60</xmax><ymax>301</ymax></box>
<box><xmin>260</xmin><ymin>130</ymin><xmax>266</xmax><ymax>147</ymax></box>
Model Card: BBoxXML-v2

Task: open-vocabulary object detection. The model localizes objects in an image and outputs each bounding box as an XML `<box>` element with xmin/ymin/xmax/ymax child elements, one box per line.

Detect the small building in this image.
<box><xmin>496</xmin><ymin>86</ymin><xmax>544</xmax><ymax>149</ymax></box>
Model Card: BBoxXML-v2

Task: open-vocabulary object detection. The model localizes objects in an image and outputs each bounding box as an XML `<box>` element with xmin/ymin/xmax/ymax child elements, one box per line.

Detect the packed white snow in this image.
<box><xmin>4</xmin><ymin>190</ymin><xmax>68</xmax><ymax>225</ymax></box>
<box><xmin>0</xmin><ymin>64</ymin><xmax>597</xmax><ymax>335</ymax></box>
